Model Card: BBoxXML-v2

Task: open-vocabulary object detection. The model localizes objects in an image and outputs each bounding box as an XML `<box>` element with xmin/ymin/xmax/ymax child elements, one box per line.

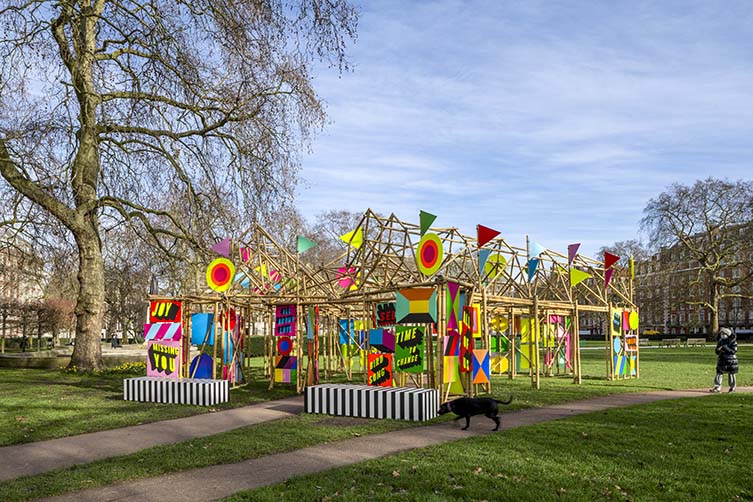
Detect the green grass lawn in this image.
<box><xmin>229</xmin><ymin>394</ymin><xmax>753</xmax><ymax>502</ymax></box>
<box><xmin>0</xmin><ymin>365</ymin><xmax>298</xmax><ymax>446</ymax></box>
<box><xmin>0</xmin><ymin>347</ymin><xmax>749</xmax><ymax>501</ymax></box>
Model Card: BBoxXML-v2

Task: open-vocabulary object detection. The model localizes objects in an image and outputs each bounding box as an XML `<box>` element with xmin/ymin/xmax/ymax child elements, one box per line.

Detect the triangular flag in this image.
<box><xmin>605</xmin><ymin>268</ymin><xmax>614</xmax><ymax>290</ymax></box>
<box><xmin>339</xmin><ymin>228</ymin><xmax>363</xmax><ymax>249</ymax></box>
<box><xmin>629</xmin><ymin>256</ymin><xmax>635</xmax><ymax>279</ymax></box>
<box><xmin>477</xmin><ymin>224</ymin><xmax>500</xmax><ymax>248</ymax></box>
<box><xmin>478</xmin><ymin>249</ymin><xmax>491</xmax><ymax>276</ymax></box>
<box><xmin>211</xmin><ymin>237</ymin><xmax>231</xmax><ymax>258</ymax></box>
<box><xmin>419</xmin><ymin>210</ymin><xmax>437</xmax><ymax>236</ymax></box>
<box><xmin>604</xmin><ymin>251</ymin><xmax>619</xmax><ymax>269</ymax></box>
<box><xmin>297</xmin><ymin>236</ymin><xmax>317</xmax><ymax>254</ymax></box>
<box><xmin>528</xmin><ymin>241</ymin><xmax>547</xmax><ymax>260</ymax></box>
<box><xmin>527</xmin><ymin>258</ymin><xmax>539</xmax><ymax>282</ymax></box>
<box><xmin>568</xmin><ymin>243</ymin><xmax>580</xmax><ymax>265</ymax></box>
<box><xmin>570</xmin><ymin>268</ymin><xmax>591</xmax><ymax>287</ymax></box>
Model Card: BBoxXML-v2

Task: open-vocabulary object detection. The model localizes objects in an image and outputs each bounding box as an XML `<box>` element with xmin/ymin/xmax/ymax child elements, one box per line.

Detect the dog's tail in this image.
<box><xmin>495</xmin><ymin>395</ymin><xmax>513</xmax><ymax>405</ymax></box>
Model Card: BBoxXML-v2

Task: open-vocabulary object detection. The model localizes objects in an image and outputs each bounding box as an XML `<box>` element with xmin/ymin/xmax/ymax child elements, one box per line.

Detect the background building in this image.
<box><xmin>634</xmin><ymin>230</ymin><xmax>753</xmax><ymax>337</ymax></box>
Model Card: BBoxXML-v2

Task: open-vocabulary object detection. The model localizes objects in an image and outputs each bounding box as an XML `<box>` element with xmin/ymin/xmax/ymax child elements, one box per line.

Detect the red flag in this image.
<box><xmin>604</xmin><ymin>251</ymin><xmax>619</xmax><ymax>270</ymax></box>
<box><xmin>477</xmin><ymin>224</ymin><xmax>500</xmax><ymax>248</ymax></box>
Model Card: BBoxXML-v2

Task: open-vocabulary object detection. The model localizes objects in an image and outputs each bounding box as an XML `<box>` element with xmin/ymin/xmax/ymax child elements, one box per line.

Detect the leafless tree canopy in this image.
<box><xmin>0</xmin><ymin>0</ymin><xmax>358</xmax><ymax>369</ymax></box>
<box><xmin>640</xmin><ymin>177</ymin><xmax>753</xmax><ymax>333</ymax></box>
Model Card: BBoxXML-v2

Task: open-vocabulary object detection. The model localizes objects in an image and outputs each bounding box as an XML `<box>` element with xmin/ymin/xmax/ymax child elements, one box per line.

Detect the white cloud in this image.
<box><xmin>299</xmin><ymin>0</ymin><xmax>753</xmax><ymax>257</ymax></box>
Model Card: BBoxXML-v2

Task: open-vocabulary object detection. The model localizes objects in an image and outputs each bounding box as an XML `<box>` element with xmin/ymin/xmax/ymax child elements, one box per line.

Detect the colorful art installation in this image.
<box><xmin>419</xmin><ymin>210</ymin><xmax>437</xmax><ymax>235</ymax></box>
<box><xmin>459</xmin><ymin>308</ymin><xmax>474</xmax><ymax>373</ymax></box>
<box><xmin>275</xmin><ymin>304</ymin><xmax>296</xmax><ymax>336</ymax></box>
<box><xmin>146</xmin><ymin>323</ymin><xmax>181</xmax><ymax>380</ymax></box>
<box><xmin>472</xmin><ymin>349</ymin><xmax>490</xmax><ymax>384</ymax></box>
<box><xmin>629</xmin><ymin>311</ymin><xmax>639</xmax><ymax>331</ymax></box>
<box><xmin>149</xmin><ymin>300</ymin><xmax>182</xmax><ymax>323</ymax></box>
<box><xmin>306</xmin><ymin>306</ymin><xmax>317</xmax><ymax>339</ymax></box>
<box><xmin>275</xmin><ymin>355</ymin><xmax>297</xmax><ymax>383</ymax></box>
<box><xmin>191</xmin><ymin>312</ymin><xmax>215</xmax><ymax>345</ymax></box>
<box><xmin>394</xmin><ymin>325</ymin><xmax>425</xmax><ymax>373</ymax></box>
<box><xmin>567</xmin><ymin>243</ymin><xmax>580</xmax><ymax>265</ymax></box>
<box><xmin>528</xmin><ymin>241</ymin><xmax>547</xmax><ymax>259</ymax></box>
<box><xmin>443</xmin><ymin>330</ymin><xmax>460</xmax><ymax>383</ymax></box>
<box><xmin>370</xmin><ymin>328</ymin><xmax>395</xmax><ymax>353</ymax></box>
<box><xmin>277</xmin><ymin>336</ymin><xmax>293</xmax><ymax>355</ymax></box>
<box><xmin>605</xmin><ymin>268</ymin><xmax>614</xmax><ymax>290</ymax></box>
<box><xmin>206</xmin><ymin>257</ymin><xmax>235</xmax><ymax>293</ymax></box>
<box><xmin>339</xmin><ymin>228</ymin><xmax>363</xmax><ymax>249</ymax></box>
<box><xmin>367</xmin><ymin>353</ymin><xmax>393</xmax><ymax>387</ymax></box>
<box><xmin>527</xmin><ymin>258</ymin><xmax>539</xmax><ymax>282</ymax></box>
<box><xmin>395</xmin><ymin>287</ymin><xmax>437</xmax><ymax>324</ymax></box>
<box><xmin>477</xmin><ymin>224</ymin><xmax>500</xmax><ymax>248</ymax></box>
<box><xmin>211</xmin><ymin>237</ymin><xmax>231</xmax><ymax>258</ymax></box>
<box><xmin>604</xmin><ymin>251</ymin><xmax>620</xmax><ymax>270</ymax></box>
<box><xmin>189</xmin><ymin>353</ymin><xmax>214</xmax><ymax>379</ymax></box>
<box><xmin>338</xmin><ymin>319</ymin><xmax>355</xmax><ymax>345</ymax></box>
<box><xmin>375</xmin><ymin>302</ymin><xmax>396</xmax><ymax>327</ymax></box>
<box><xmin>570</xmin><ymin>268</ymin><xmax>591</xmax><ymax>287</ymax></box>
<box><xmin>625</xmin><ymin>335</ymin><xmax>638</xmax><ymax>352</ymax></box>
<box><xmin>220</xmin><ymin>307</ymin><xmax>237</xmax><ymax>331</ymax></box>
<box><xmin>478</xmin><ymin>248</ymin><xmax>491</xmax><ymax>276</ymax></box>
<box><xmin>416</xmin><ymin>232</ymin><xmax>443</xmax><ymax>276</ymax></box>
<box><xmin>483</xmin><ymin>253</ymin><xmax>507</xmax><ymax>279</ymax></box>
<box><xmin>297</xmin><ymin>235</ymin><xmax>317</xmax><ymax>254</ymax></box>
<box><xmin>446</xmin><ymin>281</ymin><xmax>461</xmax><ymax>330</ymax></box>
<box><xmin>336</xmin><ymin>266</ymin><xmax>359</xmax><ymax>290</ymax></box>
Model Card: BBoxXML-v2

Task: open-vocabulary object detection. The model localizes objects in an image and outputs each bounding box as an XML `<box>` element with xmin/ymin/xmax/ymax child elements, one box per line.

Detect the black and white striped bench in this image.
<box><xmin>124</xmin><ymin>377</ymin><xmax>229</xmax><ymax>406</ymax></box>
<box><xmin>304</xmin><ymin>384</ymin><xmax>438</xmax><ymax>421</ymax></box>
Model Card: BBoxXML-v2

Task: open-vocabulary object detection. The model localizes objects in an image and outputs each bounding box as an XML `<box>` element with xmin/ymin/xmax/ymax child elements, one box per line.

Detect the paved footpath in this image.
<box><xmin>38</xmin><ymin>387</ymin><xmax>750</xmax><ymax>502</ymax></box>
<box><xmin>0</xmin><ymin>396</ymin><xmax>303</xmax><ymax>482</ymax></box>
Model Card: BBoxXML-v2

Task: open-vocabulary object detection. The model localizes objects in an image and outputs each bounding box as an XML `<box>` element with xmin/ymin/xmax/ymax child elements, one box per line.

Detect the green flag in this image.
<box><xmin>297</xmin><ymin>236</ymin><xmax>317</xmax><ymax>254</ymax></box>
<box><xmin>419</xmin><ymin>210</ymin><xmax>437</xmax><ymax>236</ymax></box>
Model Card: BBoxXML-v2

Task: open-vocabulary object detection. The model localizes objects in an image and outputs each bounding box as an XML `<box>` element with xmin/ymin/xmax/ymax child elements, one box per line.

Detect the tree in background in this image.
<box><xmin>598</xmin><ymin>240</ymin><xmax>648</xmax><ymax>268</ymax></box>
<box><xmin>641</xmin><ymin>178</ymin><xmax>753</xmax><ymax>334</ymax></box>
<box><xmin>0</xmin><ymin>1</ymin><xmax>358</xmax><ymax>370</ymax></box>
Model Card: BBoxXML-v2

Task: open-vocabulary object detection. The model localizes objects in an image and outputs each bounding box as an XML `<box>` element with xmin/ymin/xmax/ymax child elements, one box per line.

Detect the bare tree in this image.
<box><xmin>598</xmin><ymin>240</ymin><xmax>648</xmax><ymax>268</ymax></box>
<box><xmin>0</xmin><ymin>0</ymin><xmax>357</xmax><ymax>370</ymax></box>
<box><xmin>641</xmin><ymin>178</ymin><xmax>753</xmax><ymax>334</ymax></box>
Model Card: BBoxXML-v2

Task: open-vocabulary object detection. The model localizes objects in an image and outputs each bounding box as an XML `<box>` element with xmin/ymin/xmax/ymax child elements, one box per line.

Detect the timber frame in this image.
<box><xmin>148</xmin><ymin>209</ymin><xmax>639</xmax><ymax>395</ymax></box>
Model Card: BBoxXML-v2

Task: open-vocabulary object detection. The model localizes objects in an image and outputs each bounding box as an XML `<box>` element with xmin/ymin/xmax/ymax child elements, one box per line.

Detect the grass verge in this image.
<box><xmin>0</xmin><ymin>347</ymin><xmax>750</xmax><ymax>500</ymax></box>
<box><xmin>228</xmin><ymin>393</ymin><xmax>753</xmax><ymax>501</ymax></box>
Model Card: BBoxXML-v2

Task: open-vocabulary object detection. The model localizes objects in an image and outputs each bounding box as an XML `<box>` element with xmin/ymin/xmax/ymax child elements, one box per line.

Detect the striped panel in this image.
<box><xmin>123</xmin><ymin>377</ymin><xmax>229</xmax><ymax>406</ymax></box>
<box><xmin>143</xmin><ymin>323</ymin><xmax>182</xmax><ymax>342</ymax></box>
<box><xmin>303</xmin><ymin>384</ymin><xmax>438</xmax><ymax>421</ymax></box>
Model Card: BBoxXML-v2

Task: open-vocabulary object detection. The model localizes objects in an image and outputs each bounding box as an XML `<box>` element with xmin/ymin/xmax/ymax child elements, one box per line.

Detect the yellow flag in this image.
<box><xmin>570</xmin><ymin>268</ymin><xmax>591</xmax><ymax>287</ymax></box>
<box><xmin>339</xmin><ymin>228</ymin><xmax>363</xmax><ymax>249</ymax></box>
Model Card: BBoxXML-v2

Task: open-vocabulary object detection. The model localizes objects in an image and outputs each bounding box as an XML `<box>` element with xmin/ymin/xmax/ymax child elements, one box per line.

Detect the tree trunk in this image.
<box><xmin>68</xmin><ymin>228</ymin><xmax>105</xmax><ymax>370</ymax></box>
<box><xmin>710</xmin><ymin>283</ymin><xmax>719</xmax><ymax>336</ymax></box>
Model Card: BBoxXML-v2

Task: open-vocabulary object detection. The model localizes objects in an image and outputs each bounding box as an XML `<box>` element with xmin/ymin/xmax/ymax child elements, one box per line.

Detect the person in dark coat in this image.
<box><xmin>710</xmin><ymin>327</ymin><xmax>738</xmax><ymax>393</ymax></box>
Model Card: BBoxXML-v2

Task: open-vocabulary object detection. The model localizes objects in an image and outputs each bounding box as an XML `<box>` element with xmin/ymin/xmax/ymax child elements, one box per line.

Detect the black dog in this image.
<box><xmin>438</xmin><ymin>396</ymin><xmax>513</xmax><ymax>431</ymax></box>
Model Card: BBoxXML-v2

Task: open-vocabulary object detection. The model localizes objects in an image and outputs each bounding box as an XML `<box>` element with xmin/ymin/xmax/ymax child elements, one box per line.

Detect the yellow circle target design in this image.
<box><xmin>206</xmin><ymin>257</ymin><xmax>236</xmax><ymax>293</ymax></box>
<box><xmin>416</xmin><ymin>233</ymin><xmax>443</xmax><ymax>276</ymax></box>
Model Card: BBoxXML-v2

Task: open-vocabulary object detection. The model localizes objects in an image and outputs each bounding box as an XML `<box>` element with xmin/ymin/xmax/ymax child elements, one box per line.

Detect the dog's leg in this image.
<box><xmin>462</xmin><ymin>416</ymin><xmax>470</xmax><ymax>430</ymax></box>
<box><xmin>489</xmin><ymin>414</ymin><xmax>500</xmax><ymax>431</ymax></box>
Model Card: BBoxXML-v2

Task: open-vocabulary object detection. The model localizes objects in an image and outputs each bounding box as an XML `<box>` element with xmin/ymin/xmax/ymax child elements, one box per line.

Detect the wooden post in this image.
<box><xmin>573</xmin><ymin>303</ymin><xmax>582</xmax><ymax>384</ymax></box>
<box><xmin>509</xmin><ymin>307</ymin><xmax>516</xmax><ymax>380</ymax></box>
<box><xmin>606</xmin><ymin>304</ymin><xmax>613</xmax><ymax>381</ymax></box>
<box><xmin>532</xmin><ymin>295</ymin><xmax>540</xmax><ymax>390</ymax></box>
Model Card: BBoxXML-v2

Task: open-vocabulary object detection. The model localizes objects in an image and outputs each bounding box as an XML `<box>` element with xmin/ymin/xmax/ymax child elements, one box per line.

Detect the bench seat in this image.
<box><xmin>124</xmin><ymin>377</ymin><xmax>229</xmax><ymax>406</ymax></box>
<box><xmin>304</xmin><ymin>384</ymin><xmax>438</xmax><ymax>421</ymax></box>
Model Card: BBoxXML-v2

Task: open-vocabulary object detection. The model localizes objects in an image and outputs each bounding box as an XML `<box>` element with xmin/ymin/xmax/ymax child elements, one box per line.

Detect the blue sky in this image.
<box><xmin>297</xmin><ymin>0</ymin><xmax>753</xmax><ymax>258</ymax></box>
